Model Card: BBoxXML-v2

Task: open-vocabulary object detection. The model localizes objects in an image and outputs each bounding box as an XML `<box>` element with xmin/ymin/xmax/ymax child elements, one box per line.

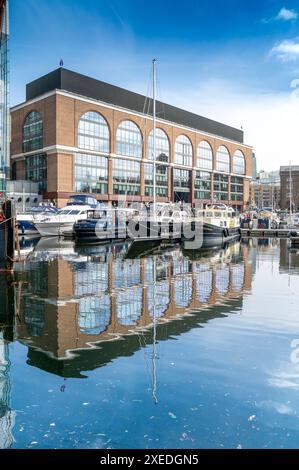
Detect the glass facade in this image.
<box><xmin>23</xmin><ymin>111</ymin><xmax>43</xmax><ymax>153</ymax></box>
<box><xmin>144</xmin><ymin>162</ymin><xmax>168</xmax><ymax>197</ymax></box>
<box><xmin>116</xmin><ymin>120</ymin><xmax>142</xmax><ymax>158</ymax></box>
<box><xmin>0</xmin><ymin>0</ymin><xmax>9</xmax><ymax>192</ymax></box>
<box><xmin>214</xmin><ymin>173</ymin><xmax>229</xmax><ymax>201</ymax></box>
<box><xmin>174</xmin><ymin>135</ymin><xmax>193</xmax><ymax>166</ymax></box>
<box><xmin>216</xmin><ymin>145</ymin><xmax>230</xmax><ymax>173</ymax></box>
<box><xmin>113</xmin><ymin>158</ymin><xmax>140</xmax><ymax>195</ymax></box>
<box><xmin>25</xmin><ymin>153</ymin><xmax>47</xmax><ymax>192</ymax></box>
<box><xmin>78</xmin><ymin>111</ymin><xmax>110</xmax><ymax>153</ymax></box>
<box><xmin>75</xmin><ymin>153</ymin><xmax>108</xmax><ymax>194</ymax></box>
<box><xmin>147</xmin><ymin>128</ymin><xmax>169</xmax><ymax>161</ymax></box>
<box><xmin>173</xmin><ymin>168</ymin><xmax>190</xmax><ymax>191</ymax></box>
<box><xmin>197</xmin><ymin>141</ymin><xmax>213</xmax><ymax>170</ymax></box>
<box><xmin>194</xmin><ymin>170</ymin><xmax>211</xmax><ymax>200</ymax></box>
<box><xmin>233</xmin><ymin>150</ymin><xmax>245</xmax><ymax>175</ymax></box>
<box><xmin>230</xmin><ymin>176</ymin><xmax>244</xmax><ymax>201</ymax></box>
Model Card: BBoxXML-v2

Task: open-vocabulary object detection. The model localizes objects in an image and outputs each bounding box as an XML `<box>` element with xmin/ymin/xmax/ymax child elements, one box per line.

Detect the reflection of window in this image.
<box><xmin>23</xmin><ymin>111</ymin><xmax>43</xmax><ymax>153</ymax></box>
<box><xmin>148</xmin><ymin>128</ymin><xmax>169</xmax><ymax>161</ymax></box>
<box><xmin>78</xmin><ymin>111</ymin><xmax>110</xmax><ymax>152</ymax></box>
<box><xmin>75</xmin><ymin>263</ymin><xmax>108</xmax><ymax>296</ymax></box>
<box><xmin>196</xmin><ymin>268</ymin><xmax>213</xmax><ymax>302</ymax></box>
<box><xmin>24</xmin><ymin>299</ymin><xmax>45</xmax><ymax>337</ymax></box>
<box><xmin>113</xmin><ymin>158</ymin><xmax>140</xmax><ymax>195</ymax></box>
<box><xmin>197</xmin><ymin>141</ymin><xmax>213</xmax><ymax>170</ymax></box>
<box><xmin>147</xmin><ymin>281</ymin><xmax>170</xmax><ymax>318</ymax></box>
<box><xmin>233</xmin><ymin>150</ymin><xmax>245</xmax><ymax>175</ymax></box>
<box><xmin>173</xmin><ymin>257</ymin><xmax>191</xmax><ymax>276</ymax></box>
<box><xmin>174</xmin><ymin>135</ymin><xmax>193</xmax><ymax>166</ymax></box>
<box><xmin>78</xmin><ymin>295</ymin><xmax>111</xmax><ymax>335</ymax></box>
<box><xmin>216</xmin><ymin>146</ymin><xmax>230</xmax><ymax>173</ymax></box>
<box><xmin>113</xmin><ymin>259</ymin><xmax>141</xmax><ymax>288</ymax></box>
<box><xmin>174</xmin><ymin>276</ymin><xmax>192</xmax><ymax>307</ymax></box>
<box><xmin>116</xmin><ymin>120</ymin><xmax>142</xmax><ymax>158</ymax></box>
<box><xmin>231</xmin><ymin>265</ymin><xmax>244</xmax><ymax>291</ymax></box>
<box><xmin>215</xmin><ymin>266</ymin><xmax>229</xmax><ymax>294</ymax></box>
<box><xmin>117</xmin><ymin>288</ymin><xmax>142</xmax><ymax>325</ymax></box>
<box><xmin>75</xmin><ymin>153</ymin><xmax>108</xmax><ymax>194</ymax></box>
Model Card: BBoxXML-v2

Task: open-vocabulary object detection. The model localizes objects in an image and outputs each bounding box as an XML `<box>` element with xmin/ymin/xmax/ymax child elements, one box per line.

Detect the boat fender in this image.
<box><xmin>223</xmin><ymin>228</ymin><xmax>228</xmax><ymax>238</ymax></box>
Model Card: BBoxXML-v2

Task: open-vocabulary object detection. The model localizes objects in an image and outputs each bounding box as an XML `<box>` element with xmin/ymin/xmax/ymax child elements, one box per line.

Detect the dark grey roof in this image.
<box><xmin>26</xmin><ymin>67</ymin><xmax>244</xmax><ymax>143</ymax></box>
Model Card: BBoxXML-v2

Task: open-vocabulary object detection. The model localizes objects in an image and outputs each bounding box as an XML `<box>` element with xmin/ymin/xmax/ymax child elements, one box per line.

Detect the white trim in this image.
<box><xmin>11</xmin><ymin>89</ymin><xmax>253</xmax><ymax>150</ymax></box>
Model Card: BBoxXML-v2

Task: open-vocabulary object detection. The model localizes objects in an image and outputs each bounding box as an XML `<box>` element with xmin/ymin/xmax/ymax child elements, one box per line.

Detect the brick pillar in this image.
<box><xmin>140</xmin><ymin>161</ymin><xmax>145</xmax><ymax>197</ymax></box>
<box><xmin>108</xmin><ymin>158</ymin><xmax>113</xmax><ymax>198</ymax></box>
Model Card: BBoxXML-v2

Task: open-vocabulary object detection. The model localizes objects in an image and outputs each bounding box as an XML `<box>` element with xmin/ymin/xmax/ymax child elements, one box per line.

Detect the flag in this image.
<box><xmin>59</xmin><ymin>59</ymin><xmax>64</xmax><ymax>67</ymax></box>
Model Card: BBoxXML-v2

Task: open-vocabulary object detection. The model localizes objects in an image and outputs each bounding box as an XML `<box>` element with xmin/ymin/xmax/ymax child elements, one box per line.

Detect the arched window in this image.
<box><xmin>116</xmin><ymin>120</ymin><xmax>142</xmax><ymax>158</ymax></box>
<box><xmin>233</xmin><ymin>150</ymin><xmax>245</xmax><ymax>175</ymax></box>
<box><xmin>216</xmin><ymin>145</ymin><xmax>230</xmax><ymax>173</ymax></box>
<box><xmin>147</xmin><ymin>128</ymin><xmax>169</xmax><ymax>162</ymax></box>
<box><xmin>78</xmin><ymin>111</ymin><xmax>109</xmax><ymax>152</ymax></box>
<box><xmin>23</xmin><ymin>111</ymin><xmax>43</xmax><ymax>153</ymax></box>
<box><xmin>197</xmin><ymin>141</ymin><xmax>213</xmax><ymax>170</ymax></box>
<box><xmin>174</xmin><ymin>135</ymin><xmax>193</xmax><ymax>166</ymax></box>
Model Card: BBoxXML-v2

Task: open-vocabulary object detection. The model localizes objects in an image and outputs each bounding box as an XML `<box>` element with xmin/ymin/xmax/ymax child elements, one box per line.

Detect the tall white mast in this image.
<box><xmin>152</xmin><ymin>59</ymin><xmax>157</xmax><ymax>215</ymax></box>
<box><xmin>289</xmin><ymin>161</ymin><xmax>292</xmax><ymax>217</ymax></box>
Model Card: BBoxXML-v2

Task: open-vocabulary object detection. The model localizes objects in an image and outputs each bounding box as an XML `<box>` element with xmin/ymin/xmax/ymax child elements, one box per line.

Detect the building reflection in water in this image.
<box><xmin>11</xmin><ymin>240</ymin><xmax>253</xmax><ymax>378</ymax></box>
<box><xmin>0</xmin><ymin>277</ymin><xmax>16</xmax><ymax>449</ymax></box>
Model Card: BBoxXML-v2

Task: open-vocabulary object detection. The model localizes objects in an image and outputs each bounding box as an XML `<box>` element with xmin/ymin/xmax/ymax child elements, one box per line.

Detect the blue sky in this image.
<box><xmin>10</xmin><ymin>0</ymin><xmax>299</xmax><ymax>169</ymax></box>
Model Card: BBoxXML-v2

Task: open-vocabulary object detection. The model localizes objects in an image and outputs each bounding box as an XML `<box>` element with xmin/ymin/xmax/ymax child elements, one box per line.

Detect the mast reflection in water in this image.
<box><xmin>4</xmin><ymin>239</ymin><xmax>299</xmax><ymax>449</ymax></box>
<box><xmin>12</xmin><ymin>240</ymin><xmax>252</xmax><ymax>378</ymax></box>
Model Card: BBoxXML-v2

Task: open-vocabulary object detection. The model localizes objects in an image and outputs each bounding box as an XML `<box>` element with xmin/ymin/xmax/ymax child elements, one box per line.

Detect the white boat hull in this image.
<box><xmin>35</xmin><ymin>221</ymin><xmax>75</xmax><ymax>237</ymax></box>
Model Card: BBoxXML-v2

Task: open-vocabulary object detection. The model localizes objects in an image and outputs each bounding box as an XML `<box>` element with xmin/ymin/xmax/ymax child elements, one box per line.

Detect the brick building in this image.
<box><xmin>10</xmin><ymin>68</ymin><xmax>253</xmax><ymax>208</ymax></box>
<box><xmin>280</xmin><ymin>165</ymin><xmax>299</xmax><ymax>211</ymax></box>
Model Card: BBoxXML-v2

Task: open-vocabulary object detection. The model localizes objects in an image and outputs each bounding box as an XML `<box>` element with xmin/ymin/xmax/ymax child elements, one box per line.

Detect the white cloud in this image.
<box><xmin>262</xmin><ymin>7</ymin><xmax>298</xmax><ymax>24</ymax></box>
<box><xmin>270</xmin><ymin>38</ymin><xmax>299</xmax><ymax>62</ymax></box>
<box><xmin>276</xmin><ymin>7</ymin><xmax>298</xmax><ymax>21</ymax></box>
<box><xmin>163</xmin><ymin>79</ymin><xmax>299</xmax><ymax>172</ymax></box>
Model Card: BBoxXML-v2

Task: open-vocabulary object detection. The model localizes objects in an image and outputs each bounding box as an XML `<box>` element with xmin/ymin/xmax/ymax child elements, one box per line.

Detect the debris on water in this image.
<box><xmin>248</xmin><ymin>415</ymin><xmax>256</xmax><ymax>422</ymax></box>
<box><xmin>180</xmin><ymin>432</ymin><xmax>189</xmax><ymax>441</ymax></box>
<box><xmin>50</xmin><ymin>423</ymin><xmax>56</xmax><ymax>427</ymax></box>
<box><xmin>168</xmin><ymin>412</ymin><xmax>177</xmax><ymax>419</ymax></box>
<box><xmin>237</xmin><ymin>444</ymin><xmax>242</xmax><ymax>449</ymax></box>
<box><xmin>83</xmin><ymin>402</ymin><xmax>89</xmax><ymax>406</ymax></box>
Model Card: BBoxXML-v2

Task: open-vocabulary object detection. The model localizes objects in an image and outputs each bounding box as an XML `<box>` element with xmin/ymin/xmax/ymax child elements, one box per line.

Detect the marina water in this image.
<box><xmin>0</xmin><ymin>238</ymin><xmax>299</xmax><ymax>449</ymax></box>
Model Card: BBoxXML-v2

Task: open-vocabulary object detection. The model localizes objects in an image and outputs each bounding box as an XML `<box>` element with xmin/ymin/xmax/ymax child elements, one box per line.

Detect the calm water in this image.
<box><xmin>1</xmin><ymin>237</ymin><xmax>299</xmax><ymax>449</ymax></box>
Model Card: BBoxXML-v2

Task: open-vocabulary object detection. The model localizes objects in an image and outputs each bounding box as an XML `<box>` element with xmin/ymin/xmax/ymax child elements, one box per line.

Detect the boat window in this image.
<box><xmin>215</xmin><ymin>211</ymin><xmax>222</xmax><ymax>217</ymax></box>
<box><xmin>206</xmin><ymin>211</ymin><xmax>213</xmax><ymax>217</ymax></box>
<box><xmin>70</xmin><ymin>210</ymin><xmax>81</xmax><ymax>215</ymax></box>
<box><xmin>58</xmin><ymin>209</ymin><xmax>71</xmax><ymax>215</ymax></box>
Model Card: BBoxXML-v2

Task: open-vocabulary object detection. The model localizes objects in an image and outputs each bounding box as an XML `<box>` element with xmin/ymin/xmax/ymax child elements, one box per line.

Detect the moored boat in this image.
<box><xmin>17</xmin><ymin>204</ymin><xmax>58</xmax><ymax>235</ymax></box>
<box><xmin>34</xmin><ymin>194</ymin><xmax>100</xmax><ymax>237</ymax></box>
<box><xmin>184</xmin><ymin>203</ymin><xmax>241</xmax><ymax>250</ymax></box>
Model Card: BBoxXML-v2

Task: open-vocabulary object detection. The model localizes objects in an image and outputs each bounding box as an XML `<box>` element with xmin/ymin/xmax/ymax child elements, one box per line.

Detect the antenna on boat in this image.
<box><xmin>152</xmin><ymin>58</ymin><xmax>157</xmax><ymax>216</ymax></box>
<box><xmin>289</xmin><ymin>160</ymin><xmax>292</xmax><ymax>221</ymax></box>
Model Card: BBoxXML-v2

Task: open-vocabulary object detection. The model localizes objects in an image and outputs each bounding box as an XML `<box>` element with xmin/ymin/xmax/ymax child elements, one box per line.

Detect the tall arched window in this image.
<box><xmin>23</xmin><ymin>111</ymin><xmax>43</xmax><ymax>153</ymax></box>
<box><xmin>197</xmin><ymin>141</ymin><xmax>213</xmax><ymax>170</ymax></box>
<box><xmin>116</xmin><ymin>120</ymin><xmax>142</xmax><ymax>158</ymax></box>
<box><xmin>233</xmin><ymin>150</ymin><xmax>245</xmax><ymax>175</ymax></box>
<box><xmin>216</xmin><ymin>145</ymin><xmax>230</xmax><ymax>173</ymax></box>
<box><xmin>174</xmin><ymin>135</ymin><xmax>193</xmax><ymax>166</ymax></box>
<box><xmin>147</xmin><ymin>128</ymin><xmax>169</xmax><ymax>162</ymax></box>
<box><xmin>78</xmin><ymin>111</ymin><xmax>110</xmax><ymax>152</ymax></box>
